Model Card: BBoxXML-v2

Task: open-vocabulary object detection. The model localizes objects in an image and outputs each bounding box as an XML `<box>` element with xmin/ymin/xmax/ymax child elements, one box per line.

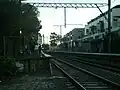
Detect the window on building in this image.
<box><xmin>113</xmin><ymin>16</ymin><xmax>120</xmax><ymax>27</ymax></box>
<box><xmin>99</xmin><ymin>21</ymin><xmax>104</xmax><ymax>32</ymax></box>
<box><xmin>86</xmin><ymin>29</ymin><xmax>89</xmax><ymax>33</ymax></box>
<box><xmin>86</xmin><ymin>29</ymin><xmax>89</xmax><ymax>34</ymax></box>
<box><xmin>78</xmin><ymin>36</ymin><xmax>81</xmax><ymax>39</ymax></box>
<box><xmin>91</xmin><ymin>26</ymin><xmax>96</xmax><ymax>34</ymax></box>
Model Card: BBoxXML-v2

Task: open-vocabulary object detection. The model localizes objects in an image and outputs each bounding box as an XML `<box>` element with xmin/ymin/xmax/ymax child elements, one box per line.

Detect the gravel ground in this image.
<box><xmin>0</xmin><ymin>52</ymin><xmax>77</xmax><ymax>90</ymax></box>
<box><xmin>0</xmin><ymin>68</ymin><xmax>76</xmax><ymax>90</ymax></box>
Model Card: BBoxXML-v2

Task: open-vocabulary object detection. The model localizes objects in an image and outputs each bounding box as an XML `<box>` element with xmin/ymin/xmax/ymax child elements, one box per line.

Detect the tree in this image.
<box><xmin>21</xmin><ymin>3</ymin><xmax>42</xmax><ymax>35</ymax></box>
<box><xmin>50</xmin><ymin>32</ymin><xmax>61</xmax><ymax>47</ymax></box>
<box><xmin>20</xmin><ymin>3</ymin><xmax>42</xmax><ymax>53</ymax></box>
<box><xmin>0</xmin><ymin>1</ymin><xmax>42</xmax><ymax>56</ymax></box>
<box><xmin>42</xmin><ymin>44</ymin><xmax>49</xmax><ymax>50</ymax></box>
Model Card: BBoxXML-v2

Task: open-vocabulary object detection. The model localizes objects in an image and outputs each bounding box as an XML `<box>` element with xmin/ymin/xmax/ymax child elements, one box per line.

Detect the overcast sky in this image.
<box><xmin>24</xmin><ymin>0</ymin><xmax>120</xmax><ymax>44</ymax></box>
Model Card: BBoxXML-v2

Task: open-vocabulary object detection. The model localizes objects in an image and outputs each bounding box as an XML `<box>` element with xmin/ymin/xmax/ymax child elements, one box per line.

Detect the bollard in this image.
<box><xmin>23</xmin><ymin>60</ymin><xmax>26</xmax><ymax>72</ymax></box>
<box><xmin>28</xmin><ymin>59</ymin><xmax>31</xmax><ymax>73</ymax></box>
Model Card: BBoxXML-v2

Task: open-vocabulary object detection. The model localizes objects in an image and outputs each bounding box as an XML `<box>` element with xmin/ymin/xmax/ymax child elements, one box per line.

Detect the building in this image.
<box><xmin>62</xmin><ymin>28</ymin><xmax>85</xmax><ymax>51</ymax></box>
<box><xmin>85</xmin><ymin>5</ymin><xmax>120</xmax><ymax>37</ymax></box>
<box><xmin>78</xmin><ymin>5</ymin><xmax>120</xmax><ymax>53</ymax></box>
<box><xmin>62</xmin><ymin>5</ymin><xmax>120</xmax><ymax>53</ymax></box>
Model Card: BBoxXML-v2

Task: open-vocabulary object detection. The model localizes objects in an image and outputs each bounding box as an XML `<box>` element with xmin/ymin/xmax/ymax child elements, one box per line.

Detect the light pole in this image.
<box><xmin>42</xmin><ymin>34</ymin><xmax>45</xmax><ymax>44</ymax></box>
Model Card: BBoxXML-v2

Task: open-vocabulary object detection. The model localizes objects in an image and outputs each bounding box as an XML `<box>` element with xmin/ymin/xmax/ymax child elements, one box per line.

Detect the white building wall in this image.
<box><xmin>87</xmin><ymin>7</ymin><xmax>120</xmax><ymax>34</ymax></box>
<box><xmin>71</xmin><ymin>28</ymin><xmax>84</xmax><ymax>41</ymax></box>
<box><xmin>86</xmin><ymin>10</ymin><xmax>115</xmax><ymax>35</ymax></box>
<box><xmin>112</xmin><ymin>8</ymin><xmax>120</xmax><ymax>31</ymax></box>
<box><xmin>85</xmin><ymin>25</ymin><xmax>89</xmax><ymax>35</ymax></box>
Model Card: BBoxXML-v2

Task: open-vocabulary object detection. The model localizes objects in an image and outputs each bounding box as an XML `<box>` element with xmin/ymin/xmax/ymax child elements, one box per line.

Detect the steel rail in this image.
<box><xmin>49</xmin><ymin>51</ymin><xmax>120</xmax><ymax>56</ymax></box>
<box><xmin>48</xmin><ymin>51</ymin><xmax>120</xmax><ymax>69</ymax></box>
<box><xmin>61</xmin><ymin>55</ymin><xmax>120</xmax><ymax>73</ymax></box>
<box><xmin>54</xmin><ymin>58</ymin><xmax>120</xmax><ymax>88</ymax></box>
<box><xmin>51</xmin><ymin>60</ymin><xmax>86</xmax><ymax>90</ymax></box>
<box><xmin>75</xmin><ymin>59</ymin><xmax>120</xmax><ymax>73</ymax></box>
<box><xmin>73</xmin><ymin>55</ymin><xmax>120</xmax><ymax>69</ymax></box>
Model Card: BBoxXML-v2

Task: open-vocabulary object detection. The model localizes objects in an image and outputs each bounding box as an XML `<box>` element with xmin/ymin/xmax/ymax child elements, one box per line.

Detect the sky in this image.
<box><xmin>24</xmin><ymin>0</ymin><xmax>120</xmax><ymax>44</ymax></box>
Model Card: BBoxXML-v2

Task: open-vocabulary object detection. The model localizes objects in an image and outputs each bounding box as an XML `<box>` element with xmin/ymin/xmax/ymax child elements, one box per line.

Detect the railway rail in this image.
<box><xmin>51</xmin><ymin>58</ymin><xmax>119</xmax><ymax>90</ymax></box>
<box><xmin>53</xmin><ymin>54</ymin><xmax>120</xmax><ymax>74</ymax></box>
<box><xmin>44</xmin><ymin>52</ymin><xmax>120</xmax><ymax>89</ymax></box>
<box><xmin>48</xmin><ymin>51</ymin><xmax>120</xmax><ymax>73</ymax></box>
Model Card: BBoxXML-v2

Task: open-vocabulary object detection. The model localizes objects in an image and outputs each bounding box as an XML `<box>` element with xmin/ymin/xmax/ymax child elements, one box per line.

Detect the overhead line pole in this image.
<box><xmin>19</xmin><ymin>0</ymin><xmax>21</xmax><ymax>57</ymax></box>
<box><xmin>64</xmin><ymin>7</ymin><xmax>66</xmax><ymax>28</ymax></box>
<box><xmin>108</xmin><ymin>0</ymin><xmax>111</xmax><ymax>53</ymax></box>
<box><xmin>60</xmin><ymin>25</ymin><xmax>62</xmax><ymax>37</ymax></box>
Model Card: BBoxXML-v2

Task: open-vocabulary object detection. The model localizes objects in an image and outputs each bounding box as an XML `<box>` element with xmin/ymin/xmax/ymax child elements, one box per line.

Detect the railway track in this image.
<box><xmin>73</xmin><ymin>55</ymin><xmax>120</xmax><ymax>73</ymax></box>
<box><xmin>45</xmin><ymin>52</ymin><xmax>120</xmax><ymax>89</ymax></box>
<box><xmin>51</xmin><ymin>58</ymin><xmax>119</xmax><ymax>90</ymax></box>
<box><xmin>70</xmin><ymin>55</ymin><xmax>119</xmax><ymax>74</ymax></box>
<box><xmin>48</xmin><ymin>52</ymin><xmax>120</xmax><ymax>70</ymax></box>
<box><xmin>52</xmin><ymin>55</ymin><xmax>120</xmax><ymax>84</ymax></box>
<box><xmin>51</xmin><ymin>54</ymin><xmax>120</xmax><ymax>74</ymax></box>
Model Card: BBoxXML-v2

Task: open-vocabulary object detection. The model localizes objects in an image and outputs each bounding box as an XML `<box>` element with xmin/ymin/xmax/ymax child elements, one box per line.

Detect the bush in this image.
<box><xmin>0</xmin><ymin>57</ymin><xmax>17</xmax><ymax>80</ymax></box>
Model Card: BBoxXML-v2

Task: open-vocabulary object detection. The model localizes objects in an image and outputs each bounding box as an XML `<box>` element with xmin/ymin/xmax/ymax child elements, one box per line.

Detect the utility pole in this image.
<box><xmin>64</xmin><ymin>7</ymin><xmax>66</xmax><ymax>28</ymax></box>
<box><xmin>60</xmin><ymin>25</ymin><xmax>62</xmax><ymax>37</ymax></box>
<box><xmin>42</xmin><ymin>34</ymin><xmax>45</xmax><ymax>44</ymax></box>
<box><xmin>3</xmin><ymin>36</ymin><xmax>6</xmax><ymax>57</ymax></box>
<box><xmin>18</xmin><ymin>0</ymin><xmax>21</xmax><ymax>57</ymax></box>
<box><xmin>108</xmin><ymin>0</ymin><xmax>111</xmax><ymax>53</ymax></box>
